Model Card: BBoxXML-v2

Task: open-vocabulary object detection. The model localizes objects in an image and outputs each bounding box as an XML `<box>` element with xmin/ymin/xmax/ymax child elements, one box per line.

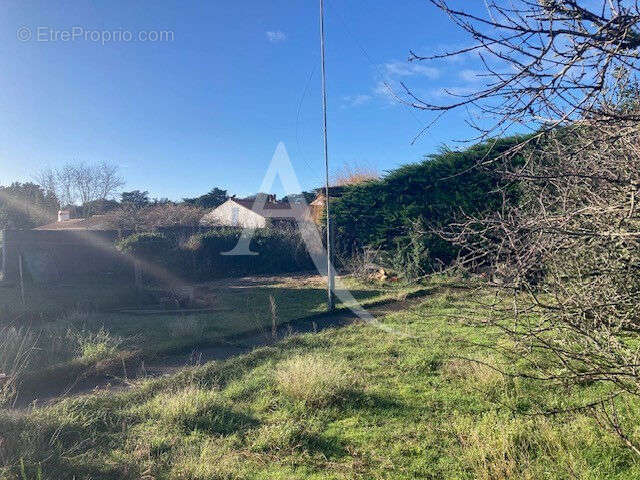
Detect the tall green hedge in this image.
<box><xmin>332</xmin><ymin>136</ymin><xmax>528</xmax><ymax>271</ymax></box>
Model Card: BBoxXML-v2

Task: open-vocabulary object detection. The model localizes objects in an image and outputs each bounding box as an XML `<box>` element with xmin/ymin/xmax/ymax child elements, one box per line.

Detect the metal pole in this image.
<box><xmin>320</xmin><ymin>0</ymin><xmax>335</xmax><ymax>311</ymax></box>
<box><xmin>18</xmin><ymin>252</ymin><xmax>25</xmax><ymax>306</ymax></box>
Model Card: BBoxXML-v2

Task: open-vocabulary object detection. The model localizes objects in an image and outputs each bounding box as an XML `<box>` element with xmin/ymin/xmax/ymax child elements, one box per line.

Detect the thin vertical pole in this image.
<box><xmin>320</xmin><ymin>0</ymin><xmax>335</xmax><ymax>311</ymax></box>
<box><xmin>0</xmin><ymin>232</ymin><xmax>6</xmax><ymax>283</ymax></box>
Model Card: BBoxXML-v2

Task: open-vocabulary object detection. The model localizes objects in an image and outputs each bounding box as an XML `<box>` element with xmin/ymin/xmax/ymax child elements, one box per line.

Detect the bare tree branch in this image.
<box><xmin>410</xmin><ymin>0</ymin><xmax>640</xmax><ymax>136</ymax></box>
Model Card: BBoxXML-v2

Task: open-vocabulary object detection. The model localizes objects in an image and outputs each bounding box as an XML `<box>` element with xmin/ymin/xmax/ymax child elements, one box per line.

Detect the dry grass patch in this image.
<box><xmin>0</xmin><ymin>326</ymin><xmax>38</xmax><ymax>404</ymax></box>
<box><xmin>169</xmin><ymin>437</ymin><xmax>248</xmax><ymax>480</ymax></box>
<box><xmin>275</xmin><ymin>354</ymin><xmax>359</xmax><ymax>407</ymax></box>
<box><xmin>450</xmin><ymin>411</ymin><xmax>593</xmax><ymax>480</ymax></box>
<box><xmin>441</xmin><ymin>357</ymin><xmax>505</xmax><ymax>392</ymax></box>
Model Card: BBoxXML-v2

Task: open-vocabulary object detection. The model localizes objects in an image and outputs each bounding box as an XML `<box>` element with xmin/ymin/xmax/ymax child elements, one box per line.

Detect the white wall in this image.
<box><xmin>201</xmin><ymin>200</ymin><xmax>267</xmax><ymax>228</ymax></box>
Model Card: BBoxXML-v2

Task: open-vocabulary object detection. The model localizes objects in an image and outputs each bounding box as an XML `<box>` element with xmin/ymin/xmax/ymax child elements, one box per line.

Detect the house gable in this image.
<box><xmin>201</xmin><ymin>199</ymin><xmax>267</xmax><ymax>228</ymax></box>
<box><xmin>201</xmin><ymin>197</ymin><xmax>313</xmax><ymax>228</ymax></box>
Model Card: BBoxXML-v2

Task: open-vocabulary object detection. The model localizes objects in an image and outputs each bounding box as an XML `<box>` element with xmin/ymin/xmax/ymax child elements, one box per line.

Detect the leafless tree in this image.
<box><xmin>408</xmin><ymin>0</ymin><xmax>640</xmax><ymax>137</ymax></box>
<box><xmin>34</xmin><ymin>167</ymin><xmax>73</xmax><ymax>206</ymax></box>
<box><xmin>442</xmin><ymin>116</ymin><xmax>640</xmax><ymax>450</ymax></box>
<box><xmin>96</xmin><ymin>162</ymin><xmax>123</xmax><ymax>200</ymax></box>
<box><xmin>33</xmin><ymin>168</ymin><xmax>56</xmax><ymax>197</ymax></box>
<box><xmin>35</xmin><ymin>161</ymin><xmax>124</xmax><ymax>207</ymax></box>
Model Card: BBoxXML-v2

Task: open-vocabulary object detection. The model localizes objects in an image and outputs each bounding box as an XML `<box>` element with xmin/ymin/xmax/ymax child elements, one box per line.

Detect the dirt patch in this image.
<box><xmin>200</xmin><ymin>272</ymin><xmax>326</xmax><ymax>290</ymax></box>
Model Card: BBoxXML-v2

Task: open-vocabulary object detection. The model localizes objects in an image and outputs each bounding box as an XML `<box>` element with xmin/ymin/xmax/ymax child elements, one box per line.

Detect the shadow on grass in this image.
<box><xmin>181</xmin><ymin>406</ymin><xmax>260</xmax><ymax>436</ymax></box>
<box><xmin>344</xmin><ymin>390</ymin><xmax>408</xmax><ymax>413</ymax></box>
<box><xmin>299</xmin><ymin>432</ymin><xmax>347</xmax><ymax>459</ymax></box>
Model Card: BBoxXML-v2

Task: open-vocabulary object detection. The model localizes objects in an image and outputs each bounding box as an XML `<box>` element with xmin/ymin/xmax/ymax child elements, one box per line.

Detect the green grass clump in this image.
<box><xmin>0</xmin><ymin>313</ymin><xmax>131</xmax><ymax>406</ymax></box>
<box><xmin>276</xmin><ymin>354</ymin><xmax>359</xmax><ymax>407</ymax></box>
<box><xmin>73</xmin><ymin>328</ymin><xmax>122</xmax><ymax>363</ymax></box>
<box><xmin>0</xmin><ymin>326</ymin><xmax>38</xmax><ymax>404</ymax></box>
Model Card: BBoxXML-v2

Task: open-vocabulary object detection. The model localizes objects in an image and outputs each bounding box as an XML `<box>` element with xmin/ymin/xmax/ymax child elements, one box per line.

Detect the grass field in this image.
<box><xmin>0</xmin><ymin>280</ymin><xmax>156</xmax><ymax>317</ymax></box>
<box><xmin>0</xmin><ymin>275</ymin><xmax>422</xmax><ymax>405</ymax></box>
<box><xmin>2</xmin><ymin>279</ymin><xmax>639</xmax><ymax>479</ymax></box>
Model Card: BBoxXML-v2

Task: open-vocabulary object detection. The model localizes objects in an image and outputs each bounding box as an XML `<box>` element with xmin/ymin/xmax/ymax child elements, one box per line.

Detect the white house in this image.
<box><xmin>200</xmin><ymin>196</ymin><xmax>310</xmax><ymax>228</ymax></box>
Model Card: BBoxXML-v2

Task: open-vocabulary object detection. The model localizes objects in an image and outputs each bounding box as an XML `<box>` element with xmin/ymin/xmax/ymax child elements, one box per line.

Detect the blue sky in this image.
<box><xmin>0</xmin><ymin>0</ymin><xmax>493</xmax><ymax>200</ymax></box>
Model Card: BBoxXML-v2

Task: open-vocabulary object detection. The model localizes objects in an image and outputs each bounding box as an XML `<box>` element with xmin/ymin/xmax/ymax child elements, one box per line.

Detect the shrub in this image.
<box><xmin>139</xmin><ymin>204</ymin><xmax>204</xmax><ymax>229</ymax></box>
<box><xmin>440</xmin><ymin>119</ymin><xmax>640</xmax><ymax>451</ymax></box>
<box><xmin>185</xmin><ymin>227</ymin><xmax>314</xmax><ymax>280</ymax></box>
<box><xmin>115</xmin><ymin>226</ymin><xmax>316</xmax><ymax>281</ymax></box>
<box><xmin>116</xmin><ymin>232</ymin><xmax>182</xmax><ymax>277</ymax></box>
<box><xmin>104</xmin><ymin>203</ymin><xmax>204</xmax><ymax>231</ymax></box>
<box><xmin>384</xmin><ymin>218</ymin><xmax>431</xmax><ymax>280</ymax></box>
<box><xmin>275</xmin><ymin>354</ymin><xmax>359</xmax><ymax>407</ymax></box>
<box><xmin>117</xmin><ymin>232</ymin><xmax>172</xmax><ymax>261</ymax></box>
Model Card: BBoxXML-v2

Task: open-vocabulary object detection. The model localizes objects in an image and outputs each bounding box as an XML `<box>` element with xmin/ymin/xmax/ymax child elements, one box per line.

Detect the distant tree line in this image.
<box><xmin>0</xmin><ymin>182</ymin><xmax>59</xmax><ymax>230</ymax></box>
<box><xmin>0</xmin><ymin>160</ymin><xmax>236</xmax><ymax>231</ymax></box>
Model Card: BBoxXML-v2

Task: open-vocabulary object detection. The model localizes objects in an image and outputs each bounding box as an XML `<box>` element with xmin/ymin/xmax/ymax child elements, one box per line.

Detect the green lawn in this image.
<box><xmin>98</xmin><ymin>276</ymin><xmax>421</xmax><ymax>356</ymax></box>
<box><xmin>2</xmin><ymin>279</ymin><xmax>638</xmax><ymax>479</ymax></box>
<box><xmin>0</xmin><ymin>275</ymin><xmax>423</xmax><ymax>404</ymax></box>
<box><xmin>0</xmin><ymin>280</ymin><xmax>156</xmax><ymax>317</ymax></box>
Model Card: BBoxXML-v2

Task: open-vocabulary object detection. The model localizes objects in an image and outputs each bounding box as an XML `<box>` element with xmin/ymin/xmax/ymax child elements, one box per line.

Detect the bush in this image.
<box><xmin>116</xmin><ymin>227</ymin><xmax>316</xmax><ymax>281</ymax></box>
<box><xmin>184</xmin><ymin>227</ymin><xmax>315</xmax><ymax>280</ymax></box>
<box><xmin>116</xmin><ymin>232</ymin><xmax>182</xmax><ymax>277</ymax></box>
<box><xmin>275</xmin><ymin>354</ymin><xmax>359</xmax><ymax>407</ymax></box>
<box><xmin>383</xmin><ymin>218</ymin><xmax>431</xmax><ymax>280</ymax></box>
<box><xmin>117</xmin><ymin>232</ymin><xmax>172</xmax><ymax>261</ymax></box>
<box><xmin>447</xmin><ymin>121</ymin><xmax>640</xmax><ymax>450</ymax></box>
<box><xmin>104</xmin><ymin>203</ymin><xmax>205</xmax><ymax>231</ymax></box>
